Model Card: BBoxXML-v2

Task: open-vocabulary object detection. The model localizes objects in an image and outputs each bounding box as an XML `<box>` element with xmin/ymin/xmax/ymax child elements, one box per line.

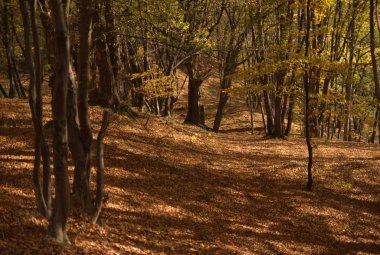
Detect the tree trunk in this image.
<box><xmin>305</xmin><ymin>0</ymin><xmax>313</xmax><ymax>191</ymax></box>
<box><xmin>259</xmin><ymin>96</ymin><xmax>267</xmax><ymax>134</ymax></box>
<box><xmin>93</xmin><ymin>3</ymin><xmax>121</xmax><ymax>109</ymax></box>
<box><xmin>92</xmin><ymin>111</ymin><xmax>110</xmax><ymax>225</ymax></box>
<box><xmin>76</xmin><ymin>0</ymin><xmax>95</xmax><ymax>214</ymax></box>
<box><xmin>213</xmin><ymin>91</ymin><xmax>229</xmax><ymax>132</ymax></box>
<box><xmin>263</xmin><ymin>90</ymin><xmax>274</xmax><ymax>135</ymax></box>
<box><xmin>184</xmin><ymin>62</ymin><xmax>202</xmax><ymax>125</ymax></box>
<box><xmin>370</xmin><ymin>107</ymin><xmax>380</xmax><ymax>143</ymax></box>
<box><xmin>370</xmin><ymin>0</ymin><xmax>380</xmax><ymax>144</ymax></box>
<box><xmin>19</xmin><ymin>0</ymin><xmax>51</xmax><ymax>218</ymax></box>
<box><xmin>0</xmin><ymin>84</ymin><xmax>8</xmax><ymax>98</ymax></box>
<box><xmin>344</xmin><ymin>2</ymin><xmax>356</xmax><ymax>141</ymax></box>
<box><xmin>49</xmin><ymin>0</ymin><xmax>71</xmax><ymax>244</ymax></box>
<box><xmin>30</xmin><ymin>0</ymin><xmax>51</xmax><ymax>215</ymax></box>
<box><xmin>285</xmin><ymin>93</ymin><xmax>295</xmax><ymax>136</ymax></box>
<box><xmin>273</xmin><ymin>72</ymin><xmax>285</xmax><ymax>139</ymax></box>
<box><xmin>2</xmin><ymin>0</ymin><xmax>15</xmax><ymax>98</ymax></box>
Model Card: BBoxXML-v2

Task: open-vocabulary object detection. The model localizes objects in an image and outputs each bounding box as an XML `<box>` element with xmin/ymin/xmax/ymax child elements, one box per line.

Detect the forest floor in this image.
<box><xmin>0</xmin><ymin>77</ymin><xmax>380</xmax><ymax>254</ymax></box>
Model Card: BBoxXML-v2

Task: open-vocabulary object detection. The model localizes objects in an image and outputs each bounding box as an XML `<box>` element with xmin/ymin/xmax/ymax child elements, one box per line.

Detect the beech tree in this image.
<box><xmin>212</xmin><ymin>1</ymin><xmax>250</xmax><ymax>133</ymax></box>
<box><xmin>179</xmin><ymin>0</ymin><xmax>225</xmax><ymax>126</ymax></box>
<box><xmin>370</xmin><ymin>0</ymin><xmax>380</xmax><ymax>143</ymax></box>
<box><xmin>17</xmin><ymin>0</ymin><xmax>111</xmax><ymax>243</ymax></box>
<box><xmin>1</xmin><ymin>0</ymin><xmax>26</xmax><ymax>98</ymax></box>
<box><xmin>19</xmin><ymin>0</ymin><xmax>51</xmax><ymax>218</ymax></box>
<box><xmin>304</xmin><ymin>0</ymin><xmax>313</xmax><ymax>191</ymax></box>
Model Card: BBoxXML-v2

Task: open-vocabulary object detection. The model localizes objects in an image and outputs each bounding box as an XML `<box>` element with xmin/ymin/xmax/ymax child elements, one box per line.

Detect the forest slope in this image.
<box><xmin>0</xmin><ymin>94</ymin><xmax>379</xmax><ymax>254</ymax></box>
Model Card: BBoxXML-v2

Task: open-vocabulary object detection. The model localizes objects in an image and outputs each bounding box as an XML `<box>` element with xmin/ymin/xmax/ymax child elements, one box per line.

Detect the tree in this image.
<box><xmin>370</xmin><ymin>0</ymin><xmax>380</xmax><ymax>143</ymax></box>
<box><xmin>212</xmin><ymin>1</ymin><xmax>250</xmax><ymax>133</ymax></box>
<box><xmin>48</xmin><ymin>0</ymin><xmax>71</xmax><ymax>243</ymax></box>
<box><xmin>304</xmin><ymin>0</ymin><xmax>313</xmax><ymax>191</ymax></box>
<box><xmin>179</xmin><ymin>0</ymin><xmax>225</xmax><ymax>126</ymax></box>
<box><xmin>2</xmin><ymin>0</ymin><xmax>26</xmax><ymax>99</ymax></box>
<box><xmin>19</xmin><ymin>0</ymin><xmax>51</xmax><ymax>219</ymax></box>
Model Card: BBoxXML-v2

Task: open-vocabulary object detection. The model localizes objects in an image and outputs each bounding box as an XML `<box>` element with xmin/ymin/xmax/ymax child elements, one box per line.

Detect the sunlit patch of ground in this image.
<box><xmin>0</xmin><ymin>92</ymin><xmax>379</xmax><ymax>254</ymax></box>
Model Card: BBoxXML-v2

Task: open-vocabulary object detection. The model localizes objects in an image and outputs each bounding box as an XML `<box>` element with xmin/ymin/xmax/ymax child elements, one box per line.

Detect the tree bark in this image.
<box><xmin>19</xmin><ymin>0</ymin><xmax>51</xmax><ymax>218</ymax></box>
<box><xmin>49</xmin><ymin>0</ymin><xmax>71</xmax><ymax>244</ymax></box>
<box><xmin>213</xmin><ymin>91</ymin><xmax>229</xmax><ymax>132</ymax></box>
<box><xmin>304</xmin><ymin>0</ymin><xmax>313</xmax><ymax>191</ymax></box>
<box><xmin>285</xmin><ymin>93</ymin><xmax>295</xmax><ymax>136</ymax></box>
<box><xmin>2</xmin><ymin>0</ymin><xmax>15</xmax><ymax>98</ymax></box>
<box><xmin>344</xmin><ymin>1</ymin><xmax>357</xmax><ymax>141</ymax></box>
<box><xmin>77</xmin><ymin>0</ymin><xmax>95</xmax><ymax>214</ymax></box>
<box><xmin>184</xmin><ymin>60</ymin><xmax>202</xmax><ymax>125</ymax></box>
<box><xmin>92</xmin><ymin>111</ymin><xmax>110</xmax><ymax>224</ymax></box>
<box><xmin>263</xmin><ymin>90</ymin><xmax>274</xmax><ymax>135</ymax></box>
<box><xmin>0</xmin><ymin>84</ymin><xmax>8</xmax><ymax>98</ymax></box>
<box><xmin>273</xmin><ymin>79</ymin><xmax>284</xmax><ymax>138</ymax></box>
<box><xmin>370</xmin><ymin>0</ymin><xmax>380</xmax><ymax>143</ymax></box>
<box><xmin>30</xmin><ymin>0</ymin><xmax>52</xmax><ymax>215</ymax></box>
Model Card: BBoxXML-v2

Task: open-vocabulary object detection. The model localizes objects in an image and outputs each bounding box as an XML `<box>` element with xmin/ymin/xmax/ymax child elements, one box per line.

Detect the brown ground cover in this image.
<box><xmin>0</xmin><ymin>85</ymin><xmax>379</xmax><ymax>254</ymax></box>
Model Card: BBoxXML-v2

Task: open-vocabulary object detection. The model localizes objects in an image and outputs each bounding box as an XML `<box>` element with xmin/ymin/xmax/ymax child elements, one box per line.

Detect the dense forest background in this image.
<box><xmin>0</xmin><ymin>0</ymin><xmax>379</xmax><ymax>254</ymax></box>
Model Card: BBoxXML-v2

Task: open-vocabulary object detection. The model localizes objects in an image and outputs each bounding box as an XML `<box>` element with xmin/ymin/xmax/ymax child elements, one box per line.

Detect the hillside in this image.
<box><xmin>0</xmin><ymin>87</ymin><xmax>379</xmax><ymax>254</ymax></box>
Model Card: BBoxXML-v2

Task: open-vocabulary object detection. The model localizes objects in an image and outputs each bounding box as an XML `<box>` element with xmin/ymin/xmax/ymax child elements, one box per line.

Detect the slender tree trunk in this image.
<box><xmin>285</xmin><ymin>93</ymin><xmax>295</xmax><ymax>136</ymax></box>
<box><xmin>77</xmin><ymin>0</ymin><xmax>94</xmax><ymax>214</ymax></box>
<box><xmin>213</xmin><ymin>91</ymin><xmax>229</xmax><ymax>132</ymax></box>
<box><xmin>19</xmin><ymin>0</ymin><xmax>51</xmax><ymax>219</ymax></box>
<box><xmin>2</xmin><ymin>0</ymin><xmax>15</xmax><ymax>98</ymax></box>
<box><xmin>39</xmin><ymin>0</ymin><xmax>56</xmax><ymax>89</ymax></box>
<box><xmin>305</xmin><ymin>0</ymin><xmax>313</xmax><ymax>191</ymax></box>
<box><xmin>370</xmin><ymin>0</ymin><xmax>380</xmax><ymax>143</ymax></box>
<box><xmin>319</xmin><ymin>77</ymin><xmax>331</xmax><ymax>138</ymax></box>
<box><xmin>263</xmin><ymin>90</ymin><xmax>274</xmax><ymax>135</ymax></box>
<box><xmin>30</xmin><ymin>0</ymin><xmax>51</xmax><ymax>215</ymax></box>
<box><xmin>249</xmin><ymin>94</ymin><xmax>254</xmax><ymax>135</ymax></box>
<box><xmin>0</xmin><ymin>84</ymin><xmax>8</xmax><ymax>97</ymax></box>
<box><xmin>257</xmin><ymin>95</ymin><xmax>267</xmax><ymax>134</ymax></box>
<box><xmin>371</xmin><ymin>107</ymin><xmax>380</xmax><ymax>143</ymax></box>
<box><xmin>344</xmin><ymin>2</ymin><xmax>356</xmax><ymax>141</ymax></box>
<box><xmin>93</xmin><ymin>2</ymin><xmax>120</xmax><ymax>109</ymax></box>
<box><xmin>273</xmin><ymin>72</ymin><xmax>284</xmax><ymax>138</ymax></box>
<box><xmin>92</xmin><ymin>111</ymin><xmax>110</xmax><ymax>224</ymax></box>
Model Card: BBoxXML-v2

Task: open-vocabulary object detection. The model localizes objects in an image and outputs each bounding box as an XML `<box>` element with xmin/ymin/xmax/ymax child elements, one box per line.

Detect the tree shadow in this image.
<box><xmin>99</xmin><ymin>137</ymin><xmax>380</xmax><ymax>254</ymax></box>
<box><xmin>0</xmin><ymin>111</ymin><xmax>379</xmax><ymax>254</ymax></box>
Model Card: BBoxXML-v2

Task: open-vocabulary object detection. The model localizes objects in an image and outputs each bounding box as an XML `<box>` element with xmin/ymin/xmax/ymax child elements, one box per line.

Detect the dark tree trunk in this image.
<box><xmin>77</xmin><ymin>0</ymin><xmax>95</xmax><ymax>214</ymax></box>
<box><xmin>249</xmin><ymin>94</ymin><xmax>255</xmax><ymax>135</ymax></box>
<box><xmin>305</xmin><ymin>0</ymin><xmax>313</xmax><ymax>191</ymax></box>
<box><xmin>92</xmin><ymin>111</ymin><xmax>110</xmax><ymax>224</ymax></box>
<box><xmin>49</xmin><ymin>0</ymin><xmax>71</xmax><ymax>244</ymax></box>
<box><xmin>370</xmin><ymin>107</ymin><xmax>380</xmax><ymax>143</ymax></box>
<box><xmin>344</xmin><ymin>2</ymin><xmax>356</xmax><ymax>141</ymax></box>
<box><xmin>93</xmin><ymin>2</ymin><xmax>121</xmax><ymax>109</ymax></box>
<box><xmin>96</xmin><ymin>41</ymin><xmax>120</xmax><ymax>108</ymax></box>
<box><xmin>19</xmin><ymin>0</ymin><xmax>51</xmax><ymax>218</ymax></box>
<box><xmin>2</xmin><ymin>0</ymin><xmax>15</xmax><ymax>98</ymax></box>
<box><xmin>104</xmin><ymin>0</ymin><xmax>122</xmax><ymax>107</ymax></box>
<box><xmin>184</xmin><ymin>65</ymin><xmax>202</xmax><ymax>125</ymax></box>
<box><xmin>0</xmin><ymin>84</ymin><xmax>8</xmax><ymax>98</ymax></box>
<box><xmin>213</xmin><ymin>92</ymin><xmax>229</xmax><ymax>132</ymax></box>
<box><xmin>38</xmin><ymin>0</ymin><xmax>56</xmax><ymax>89</ymax></box>
<box><xmin>30</xmin><ymin>0</ymin><xmax>52</xmax><ymax>215</ymax></box>
<box><xmin>370</xmin><ymin>0</ymin><xmax>380</xmax><ymax>143</ymax></box>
